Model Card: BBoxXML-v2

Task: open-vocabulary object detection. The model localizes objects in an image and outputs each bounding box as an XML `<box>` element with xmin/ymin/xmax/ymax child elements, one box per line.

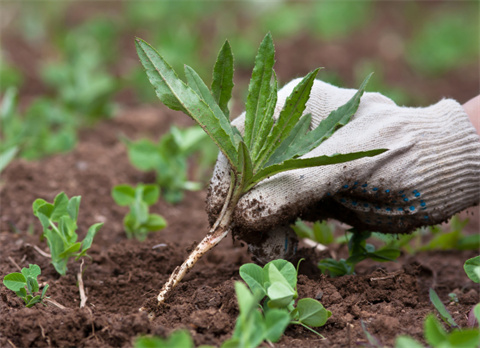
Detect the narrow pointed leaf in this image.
<box><xmin>266</xmin><ymin>113</ymin><xmax>312</xmax><ymax>166</ymax></box>
<box><xmin>282</xmin><ymin>73</ymin><xmax>373</xmax><ymax>160</ymax></box>
<box><xmin>185</xmin><ymin>65</ymin><xmax>229</xmax><ymax>123</ymax></box>
<box><xmin>58</xmin><ymin>242</ymin><xmax>82</xmax><ymax>259</ymax></box>
<box><xmin>67</xmin><ymin>196</ymin><xmax>81</xmax><ymax>222</ymax></box>
<box><xmin>246</xmin><ymin>149</ymin><xmax>387</xmax><ymax>192</ymax></box>
<box><xmin>0</xmin><ymin>146</ymin><xmax>18</xmax><ymax>173</ymax></box>
<box><xmin>26</xmin><ymin>295</ymin><xmax>41</xmax><ymax>308</ymax></box>
<box><xmin>211</xmin><ymin>40</ymin><xmax>234</xmax><ymax>118</ymax></box>
<box><xmin>238</xmin><ymin>142</ymin><xmax>253</xmax><ymax>186</ymax></box>
<box><xmin>244</xmin><ymin>33</ymin><xmax>275</xmax><ymax>150</ymax></box>
<box><xmin>424</xmin><ymin>314</ymin><xmax>448</xmax><ymax>347</ymax></box>
<box><xmin>41</xmin><ymin>284</ymin><xmax>49</xmax><ymax>299</ymax></box>
<box><xmin>256</xmin><ymin>68</ymin><xmax>319</xmax><ymax>170</ymax></box>
<box><xmin>51</xmin><ymin>192</ymin><xmax>69</xmax><ymax>222</ymax></box>
<box><xmin>76</xmin><ymin>222</ymin><xmax>103</xmax><ymax>260</ymax></box>
<box><xmin>135</xmin><ymin>38</ymin><xmax>238</xmax><ymax>167</ymax></box>
<box><xmin>251</xmin><ymin>72</ymin><xmax>278</xmax><ymax>161</ymax></box>
<box><xmin>429</xmin><ymin>287</ymin><xmax>458</xmax><ymax>327</ymax></box>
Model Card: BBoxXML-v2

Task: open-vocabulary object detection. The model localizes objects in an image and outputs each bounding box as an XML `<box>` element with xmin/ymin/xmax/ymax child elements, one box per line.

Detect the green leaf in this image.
<box><xmin>59</xmin><ymin>216</ymin><xmax>78</xmax><ymax>244</ymax></box>
<box><xmin>312</xmin><ymin>221</ymin><xmax>334</xmax><ymax>245</ymax></box>
<box><xmin>112</xmin><ymin>185</ymin><xmax>136</xmax><ymax>206</ymax></box>
<box><xmin>237</xmin><ymin>141</ymin><xmax>253</xmax><ymax>185</ymax></box>
<box><xmin>474</xmin><ymin>303</ymin><xmax>480</xmax><ymax>324</ymax></box>
<box><xmin>297</xmin><ymin>298</ymin><xmax>331</xmax><ymax>327</ymax></box>
<box><xmin>264</xmin><ymin>260</ymin><xmax>297</xmax><ymax>290</ymax></box>
<box><xmin>0</xmin><ymin>146</ymin><xmax>18</xmax><ymax>173</ymax></box>
<box><xmin>76</xmin><ymin>222</ymin><xmax>103</xmax><ymax>260</ymax></box>
<box><xmin>246</xmin><ymin>150</ymin><xmax>387</xmax><ymax>192</ymax></box>
<box><xmin>267</xmin><ymin>282</ymin><xmax>295</xmax><ymax>308</ymax></box>
<box><xmin>367</xmin><ymin>249</ymin><xmax>401</xmax><ymax>262</ymax></box>
<box><xmin>255</xmin><ymin>68</ymin><xmax>319</xmax><ymax>169</ymax></box>
<box><xmin>67</xmin><ymin>196</ymin><xmax>81</xmax><ymax>222</ymax></box>
<box><xmin>165</xmin><ymin>331</ymin><xmax>195</xmax><ymax>348</ymax></box>
<box><xmin>251</xmin><ymin>72</ymin><xmax>278</xmax><ymax>161</ymax></box>
<box><xmin>3</xmin><ymin>273</ymin><xmax>27</xmax><ymax>291</ymax></box>
<box><xmin>41</xmin><ymin>284</ymin><xmax>49</xmax><ymax>299</ymax></box>
<box><xmin>27</xmin><ymin>276</ymin><xmax>39</xmax><ymax>293</ymax></box>
<box><xmin>21</xmin><ymin>264</ymin><xmax>41</xmax><ymax>283</ymax></box>
<box><xmin>425</xmin><ymin>314</ymin><xmax>448</xmax><ymax>347</ymax></box>
<box><xmin>144</xmin><ymin>214</ymin><xmax>167</xmax><ymax>232</ymax></box>
<box><xmin>281</xmin><ymin>73</ymin><xmax>373</xmax><ymax>160</ymax></box>
<box><xmin>0</xmin><ymin>87</ymin><xmax>17</xmax><ymax>120</ymax></box>
<box><xmin>211</xmin><ymin>40</ymin><xmax>234</xmax><ymax>119</ymax></box>
<box><xmin>239</xmin><ymin>263</ymin><xmax>266</xmax><ymax>298</ymax></box>
<box><xmin>32</xmin><ymin>199</ymin><xmax>47</xmax><ymax>216</ymax></box>
<box><xmin>141</xmin><ymin>185</ymin><xmax>160</xmax><ymax>205</ymax></box>
<box><xmin>38</xmin><ymin>203</ymin><xmax>54</xmax><ymax>219</ymax></box>
<box><xmin>234</xmin><ymin>281</ymin><xmax>258</xmax><ymax>315</ymax></box>
<box><xmin>266</xmin><ymin>114</ymin><xmax>312</xmax><ymax>167</ymax></box>
<box><xmin>185</xmin><ymin>65</ymin><xmax>229</xmax><ymax>123</ymax></box>
<box><xmin>291</xmin><ymin>220</ymin><xmax>315</xmax><ymax>240</ymax></box>
<box><xmin>135</xmin><ymin>38</ymin><xmax>238</xmax><ymax>168</ymax></box>
<box><xmin>448</xmin><ymin>329</ymin><xmax>480</xmax><ymax>348</ymax></box>
<box><xmin>26</xmin><ymin>295</ymin><xmax>41</xmax><ymax>308</ymax></box>
<box><xmin>318</xmin><ymin>258</ymin><xmax>353</xmax><ymax>277</ymax></box>
<box><xmin>395</xmin><ymin>336</ymin><xmax>425</xmax><ymax>348</ymax></box>
<box><xmin>429</xmin><ymin>288</ymin><xmax>458</xmax><ymax>327</ymax></box>
<box><xmin>264</xmin><ymin>309</ymin><xmax>290</xmax><ymax>342</ymax></box>
<box><xmin>464</xmin><ymin>256</ymin><xmax>480</xmax><ymax>283</ymax></box>
<box><xmin>58</xmin><ymin>242</ymin><xmax>82</xmax><ymax>259</ymax></box>
<box><xmin>244</xmin><ymin>33</ymin><xmax>275</xmax><ymax>150</ymax></box>
<box><xmin>16</xmin><ymin>288</ymin><xmax>27</xmax><ymax>299</ymax></box>
<box><xmin>125</xmin><ymin>138</ymin><xmax>161</xmax><ymax>172</ymax></box>
<box><xmin>51</xmin><ymin>192</ymin><xmax>69</xmax><ymax>222</ymax></box>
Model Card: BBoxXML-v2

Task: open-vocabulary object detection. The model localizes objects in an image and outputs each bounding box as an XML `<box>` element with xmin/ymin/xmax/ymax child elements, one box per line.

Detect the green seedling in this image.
<box><xmin>291</xmin><ymin>219</ymin><xmax>335</xmax><ymax>245</ymax></box>
<box><xmin>2</xmin><ymin>264</ymin><xmax>49</xmax><ymax>307</ymax></box>
<box><xmin>221</xmin><ymin>282</ymin><xmax>291</xmax><ymax>348</ymax></box>
<box><xmin>136</xmin><ymin>33</ymin><xmax>387</xmax><ymax>305</ymax></box>
<box><xmin>448</xmin><ymin>293</ymin><xmax>459</xmax><ymax>304</ymax></box>
<box><xmin>318</xmin><ymin>229</ymin><xmax>400</xmax><ymax>277</ymax></box>
<box><xmin>32</xmin><ymin>192</ymin><xmax>103</xmax><ymax>275</ymax></box>
<box><xmin>0</xmin><ymin>87</ymin><xmax>77</xmax><ymax>163</ymax></box>
<box><xmin>111</xmin><ymin>184</ymin><xmax>167</xmax><ymax>241</ymax></box>
<box><xmin>134</xmin><ymin>330</ymin><xmax>195</xmax><ymax>348</ymax></box>
<box><xmin>464</xmin><ymin>255</ymin><xmax>480</xmax><ymax>283</ymax></box>
<box><xmin>429</xmin><ymin>288</ymin><xmax>458</xmax><ymax>328</ymax></box>
<box><xmin>240</xmin><ymin>259</ymin><xmax>331</xmax><ymax>338</ymax></box>
<box><xmin>395</xmin><ymin>308</ymin><xmax>480</xmax><ymax>348</ymax></box>
<box><xmin>123</xmin><ymin>125</ymin><xmax>217</xmax><ymax>203</ymax></box>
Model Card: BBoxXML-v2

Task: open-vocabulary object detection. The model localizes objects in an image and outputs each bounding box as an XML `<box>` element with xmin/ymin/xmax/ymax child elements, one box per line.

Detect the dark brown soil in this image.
<box><xmin>1</xmin><ymin>108</ymin><xmax>479</xmax><ymax>348</ymax></box>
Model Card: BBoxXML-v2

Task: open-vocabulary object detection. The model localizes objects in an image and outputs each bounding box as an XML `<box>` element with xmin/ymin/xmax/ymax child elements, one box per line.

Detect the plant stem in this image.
<box><xmin>153</xmin><ymin>173</ymin><xmax>241</xmax><ymax>307</ymax></box>
<box><xmin>290</xmin><ymin>321</ymin><xmax>325</xmax><ymax>339</ymax></box>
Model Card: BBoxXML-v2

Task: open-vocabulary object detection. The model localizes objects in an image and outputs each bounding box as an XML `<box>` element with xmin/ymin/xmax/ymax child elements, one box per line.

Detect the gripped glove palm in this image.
<box><xmin>206</xmin><ymin>79</ymin><xmax>480</xmax><ymax>256</ymax></box>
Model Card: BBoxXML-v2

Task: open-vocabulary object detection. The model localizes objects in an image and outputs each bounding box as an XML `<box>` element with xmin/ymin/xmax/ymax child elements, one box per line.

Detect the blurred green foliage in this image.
<box><xmin>0</xmin><ymin>1</ymin><xmax>477</xmax><ymax>170</ymax></box>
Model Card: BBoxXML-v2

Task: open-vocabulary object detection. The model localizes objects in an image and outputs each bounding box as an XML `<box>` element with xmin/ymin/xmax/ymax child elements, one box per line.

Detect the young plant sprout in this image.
<box><xmin>32</xmin><ymin>192</ymin><xmax>103</xmax><ymax>275</ymax></box>
<box><xmin>2</xmin><ymin>264</ymin><xmax>49</xmax><ymax>308</ymax></box>
<box><xmin>111</xmin><ymin>183</ymin><xmax>167</xmax><ymax>241</ymax></box>
<box><xmin>135</xmin><ymin>33</ymin><xmax>387</xmax><ymax>306</ymax></box>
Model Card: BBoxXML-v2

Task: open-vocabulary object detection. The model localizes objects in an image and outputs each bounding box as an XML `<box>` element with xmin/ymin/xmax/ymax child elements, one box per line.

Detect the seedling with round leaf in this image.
<box><xmin>2</xmin><ymin>264</ymin><xmax>49</xmax><ymax>307</ymax></box>
<box><xmin>111</xmin><ymin>183</ymin><xmax>167</xmax><ymax>241</ymax></box>
<box><xmin>240</xmin><ymin>259</ymin><xmax>331</xmax><ymax>337</ymax></box>
<box><xmin>32</xmin><ymin>192</ymin><xmax>103</xmax><ymax>276</ymax></box>
<box><xmin>135</xmin><ymin>32</ymin><xmax>388</xmax><ymax>306</ymax></box>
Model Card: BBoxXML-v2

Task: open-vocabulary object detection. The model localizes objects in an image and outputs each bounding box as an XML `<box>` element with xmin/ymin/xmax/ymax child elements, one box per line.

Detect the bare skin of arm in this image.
<box><xmin>458</xmin><ymin>94</ymin><xmax>479</xmax><ymax>232</ymax></box>
<box><xmin>463</xmin><ymin>95</ymin><xmax>480</xmax><ymax>135</ymax></box>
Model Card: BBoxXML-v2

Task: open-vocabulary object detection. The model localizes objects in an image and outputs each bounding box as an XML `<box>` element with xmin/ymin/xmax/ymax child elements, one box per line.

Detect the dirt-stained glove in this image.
<box><xmin>206</xmin><ymin>79</ymin><xmax>480</xmax><ymax>262</ymax></box>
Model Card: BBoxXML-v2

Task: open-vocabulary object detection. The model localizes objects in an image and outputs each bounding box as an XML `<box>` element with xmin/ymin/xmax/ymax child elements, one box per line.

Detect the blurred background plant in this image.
<box><xmin>1</xmin><ymin>1</ymin><xmax>478</xmax><ymax>199</ymax></box>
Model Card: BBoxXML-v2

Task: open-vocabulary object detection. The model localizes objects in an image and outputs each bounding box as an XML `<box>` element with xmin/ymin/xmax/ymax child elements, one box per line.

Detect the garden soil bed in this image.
<box><xmin>1</xmin><ymin>107</ymin><xmax>478</xmax><ymax>348</ymax></box>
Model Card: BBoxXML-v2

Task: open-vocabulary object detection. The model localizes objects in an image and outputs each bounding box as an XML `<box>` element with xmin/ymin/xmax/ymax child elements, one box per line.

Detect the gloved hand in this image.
<box><xmin>206</xmin><ymin>79</ymin><xmax>480</xmax><ymax>262</ymax></box>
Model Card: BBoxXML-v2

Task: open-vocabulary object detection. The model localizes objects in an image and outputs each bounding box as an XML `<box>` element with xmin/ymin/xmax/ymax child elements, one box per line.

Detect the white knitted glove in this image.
<box><xmin>206</xmin><ymin>79</ymin><xmax>480</xmax><ymax>252</ymax></box>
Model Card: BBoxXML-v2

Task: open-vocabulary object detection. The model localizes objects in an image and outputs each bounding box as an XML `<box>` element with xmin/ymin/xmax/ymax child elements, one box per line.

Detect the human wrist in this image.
<box><xmin>462</xmin><ymin>95</ymin><xmax>480</xmax><ymax>135</ymax></box>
